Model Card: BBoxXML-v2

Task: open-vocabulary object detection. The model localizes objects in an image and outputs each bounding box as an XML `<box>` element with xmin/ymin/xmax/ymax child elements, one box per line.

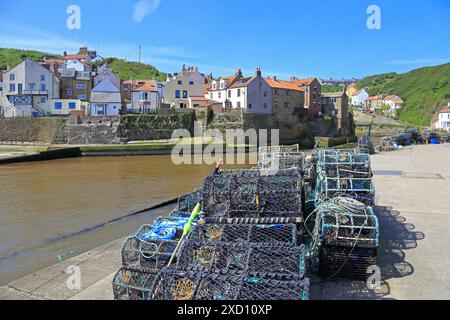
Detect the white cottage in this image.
<box><xmin>350</xmin><ymin>89</ymin><xmax>369</xmax><ymax>107</ymax></box>
<box><xmin>435</xmin><ymin>104</ymin><xmax>450</xmax><ymax>131</ymax></box>
<box><xmin>1</xmin><ymin>59</ymin><xmax>60</xmax><ymax>117</ymax></box>
<box><xmin>90</xmin><ymin>76</ymin><xmax>122</xmax><ymax>116</ymax></box>
<box><xmin>129</xmin><ymin>83</ymin><xmax>159</xmax><ymax>113</ymax></box>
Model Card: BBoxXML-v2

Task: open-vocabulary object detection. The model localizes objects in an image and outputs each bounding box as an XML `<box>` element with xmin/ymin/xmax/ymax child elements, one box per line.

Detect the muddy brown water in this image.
<box><xmin>0</xmin><ymin>154</ymin><xmax>255</xmax><ymax>285</ymax></box>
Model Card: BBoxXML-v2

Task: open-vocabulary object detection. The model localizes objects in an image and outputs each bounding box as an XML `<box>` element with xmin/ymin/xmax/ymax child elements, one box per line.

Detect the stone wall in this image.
<box><xmin>118</xmin><ymin>113</ymin><xmax>195</xmax><ymax>142</ymax></box>
<box><xmin>0</xmin><ymin>118</ymin><xmax>66</xmax><ymax>144</ymax></box>
<box><xmin>67</xmin><ymin>117</ymin><xmax>121</xmax><ymax>144</ymax></box>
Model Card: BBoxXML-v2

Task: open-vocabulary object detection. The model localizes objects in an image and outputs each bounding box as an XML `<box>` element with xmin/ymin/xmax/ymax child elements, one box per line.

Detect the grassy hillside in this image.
<box><xmin>357</xmin><ymin>63</ymin><xmax>450</xmax><ymax>126</ymax></box>
<box><xmin>0</xmin><ymin>48</ymin><xmax>166</xmax><ymax>82</ymax></box>
<box><xmin>0</xmin><ymin>48</ymin><xmax>61</xmax><ymax>69</ymax></box>
<box><xmin>322</xmin><ymin>84</ymin><xmax>344</xmax><ymax>93</ymax></box>
<box><xmin>93</xmin><ymin>57</ymin><xmax>166</xmax><ymax>81</ymax></box>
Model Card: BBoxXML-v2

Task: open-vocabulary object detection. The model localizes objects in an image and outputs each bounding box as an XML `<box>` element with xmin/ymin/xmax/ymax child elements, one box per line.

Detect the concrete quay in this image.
<box><xmin>1</xmin><ymin>144</ymin><xmax>449</xmax><ymax>300</ymax></box>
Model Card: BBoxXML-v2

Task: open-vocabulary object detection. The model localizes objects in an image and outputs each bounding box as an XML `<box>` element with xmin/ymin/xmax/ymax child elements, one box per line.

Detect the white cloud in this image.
<box><xmin>132</xmin><ymin>0</ymin><xmax>161</xmax><ymax>23</ymax></box>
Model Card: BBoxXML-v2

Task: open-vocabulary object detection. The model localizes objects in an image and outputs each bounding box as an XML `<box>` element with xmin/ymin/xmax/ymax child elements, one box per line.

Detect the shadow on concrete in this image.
<box><xmin>310</xmin><ymin>205</ymin><xmax>424</xmax><ymax>300</ymax></box>
<box><xmin>376</xmin><ymin>206</ymin><xmax>425</xmax><ymax>282</ymax></box>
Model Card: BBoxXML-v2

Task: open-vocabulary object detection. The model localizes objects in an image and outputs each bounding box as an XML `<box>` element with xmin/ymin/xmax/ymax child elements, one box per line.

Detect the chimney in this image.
<box><xmin>6</xmin><ymin>65</ymin><xmax>11</xmax><ymax>71</ymax></box>
<box><xmin>273</xmin><ymin>75</ymin><xmax>277</xmax><ymax>82</ymax></box>
<box><xmin>290</xmin><ymin>76</ymin><xmax>298</xmax><ymax>82</ymax></box>
<box><xmin>79</xmin><ymin>47</ymin><xmax>88</xmax><ymax>54</ymax></box>
<box><xmin>236</xmin><ymin>68</ymin><xmax>243</xmax><ymax>78</ymax></box>
<box><xmin>256</xmin><ymin>67</ymin><xmax>262</xmax><ymax>78</ymax></box>
<box><xmin>63</xmin><ymin>51</ymin><xmax>67</xmax><ymax>57</ymax></box>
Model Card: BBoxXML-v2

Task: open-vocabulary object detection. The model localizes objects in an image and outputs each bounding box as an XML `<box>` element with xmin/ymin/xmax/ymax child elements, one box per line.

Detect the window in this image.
<box><xmin>29</xmin><ymin>83</ymin><xmax>36</xmax><ymax>91</ymax></box>
<box><xmin>40</xmin><ymin>84</ymin><xmax>46</xmax><ymax>91</ymax></box>
<box><xmin>237</xmin><ymin>89</ymin><xmax>241</xmax><ymax>97</ymax></box>
<box><xmin>264</xmin><ymin>103</ymin><xmax>267</xmax><ymax>109</ymax></box>
<box><xmin>40</xmin><ymin>75</ymin><xmax>46</xmax><ymax>81</ymax></box>
<box><xmin>96</xmin><ymin>104</ymin><xmax>106</xmax><ymax>115</ymax></box>
<box><xmin>78</xmin><ymin>95</ymin><xmax>86</xmax><ymax>100</ymax></box>
<box><xmin>81</xmin><ymin>105</ymin><xmax>86</xmax><ymax>110</ymax></box>
<box><xmin>54</xmin><ymin>102</ymin><xmax>62</xmax><ymax>110</ymax></box>
<box><xmin>218</xmin><ymin>92</ymin><xmax>221</xmax><ymax>99</ymax></box>
<box><xmin>248</xmin><ymin>104</ymin><xmax>252</xmax><ymax>109</ymax></box>
<box><xmin>228</xmin><ymin>90</ymin><xmax>231</xmax><ymax>98</ymax></box>
<box><xmin>67</xmin><ymin>88</ymin><xmax>73</xmax><ymax>96</ymax></box>
<box><xmin>286</xmin><ymin>90</ymin><xmax>290</xmax><ymax>96</ymax></box>
<box><xmin>178</xmin><ymin>80</ymin><xmax>182</xmax><ymax>85</ymax></box>
<box><xmin>69</xmin><ymin>102</ymin><xmax>76</xmax><ymax>110</ymax></box>
<box><xmin>10</xmin><ymin>74</ymin><xmax>15</xmax><ymax>81</ymax></box>
<box><xmin>183</xmin><ymin>90</ymin><xmax>188</xmax><ymax>99</ymax></box>
<box><xmin>175</xmin><ymin>90</ymin><xmax>180</xmax><ymax>99</ymax></box>
<box><xmin>237</xmin><ymin>102</ymin><xmax>241</xmax><ymax>108</ymax></box>
<box><xmin>9</xmin><ymin>84</ymin><xmax>15</xmax><ymax>92</ymax></box>
<box><xmin>189</xmin><ymin>81</ymin><xmax>194</xmax><ymax>85</ymax></box>
<box><xmin>264</xmin><ymin>91</ymin><xmax>267</xmax><ymax>97</ymax></box>
<box><xmin>76</xmin><ymin>83</ymin><xmax>86</xmax><ymax>89</ymax></box>
<box><xmin>274</xmin><ymin>89</ymin><xmax>279</xmax><ymax>95</ymax></box>
<box><xmin>210</xmin><ymin>93</ymin><xmax>213</xmax><ymax>99</ymax></box>
<box><xmin>40</xmin><ymin>97</ymin><xmax>46</xmax><ymax>103</ymax></box>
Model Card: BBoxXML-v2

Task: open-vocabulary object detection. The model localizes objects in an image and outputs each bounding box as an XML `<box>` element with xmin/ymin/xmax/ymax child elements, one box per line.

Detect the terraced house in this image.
<box><xmin>0</xmin><ymin>59</ymin><xmax>60</xmax><ymax>117</ymax></box>
<box><xmin>205</xmin><ymin>68</ymin><xmax>273</xmax><ymax>114</ymax></box>
<box><xmin>164</xmin><ymin>65</ymin><xmax>204</xmax><ymax>109</ymax></box>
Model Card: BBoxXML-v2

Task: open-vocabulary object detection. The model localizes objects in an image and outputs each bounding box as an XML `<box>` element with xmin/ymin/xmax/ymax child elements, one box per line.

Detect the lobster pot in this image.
<box><xmin>121</xmin><ymin>236</ymin><xmax>178</xmax><ymax>271</ymax></box>
<box><xmin>195</xmin><ymin>274</ymin><xmax>242</xmax><ymax>300</ymax></box>
<box><xmin>177</xmin><ymin>243</ymin><xmax>250</xmax><ymax>272</ymax></box>
<box><xmin>135</xmin><ymin>221</ymin><xmax>184</xmax><ymax>239</ymax></box>
<box><xmin>148</xmin><ymin>270</ymin><xmax>310</xmax><ymax>301</ymax></box>
<box><xmin>238</xmin><ymin>277</ymin><xmax>310</xmax><ymax>301</ymax></box>
<box><xmin>176</xmin><ymin>243</ymin><xmax>307</xmax><ymax>278</ymax></box>
<box><xmin>247</xmin><ymin>245</ymin><xmax>307</xmax><ymax>278</ymax></box>
<box><xmin>259</xmin><ymin>145</ymin><xmax>300</xmax><ymax>155</ymax></box>
<box><xmin>176</xmin><ymin>188</ymin><xmax>203</xmax><ymax>214</ymax></box>
<box><xmin>258</xmin><ymin>152</ymin><xmax>304</xmax><ymax>172</ymax></box>
<box><xmin>319</xmin><ymin>246</ymin><xmax>377</xmax><ymax>280</ymax></box>
<box><xmin>317</xmin><ymin>208</ymin><xmax>379</xmax><ymax>248</ymax></box>
<box><xmin>151</xmin><ymin>270</ymin><xmax>202</xmax><ymax>301</ymax></box>
<box><xmin>188</xmin><ymin>224</ymin><xmax>298</xmax><ymax>246</ymax></box>
<box><xmin>203</xmin><ymin>168</ymin><xmax>302</xmax><ymax>218</ymax></box>
<box><xmin>113</xmin><ymin>267</ymin><xmax>158</xmax><ymax>300</ymax></box>
<box><xmin>320</xmin><ymin>177</ymin><xmax>375</xmax><ymax>205</ymax></box>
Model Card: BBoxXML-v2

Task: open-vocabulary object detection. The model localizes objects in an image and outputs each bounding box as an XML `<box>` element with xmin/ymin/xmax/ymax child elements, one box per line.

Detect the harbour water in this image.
<box><xmin>0</xmin><ymin>155</ymin><xmax>254</xmax><ymax>285</ymax></box>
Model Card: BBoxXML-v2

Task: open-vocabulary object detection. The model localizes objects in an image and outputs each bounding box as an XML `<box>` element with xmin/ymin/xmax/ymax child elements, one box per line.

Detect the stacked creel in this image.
<box><xmin>310</xmin><ymin>148</ymin><xmax>379</xmax><ymax>280</ymax></box>
<box><xmin>315</xmin><ymin>149</ymin><xmax>375</xmax><ymax>206</ymax></box>
<box><xmin>113</xmin><ymin>189</ymin><xmax>202</xmax><ymax>299</ymax></box>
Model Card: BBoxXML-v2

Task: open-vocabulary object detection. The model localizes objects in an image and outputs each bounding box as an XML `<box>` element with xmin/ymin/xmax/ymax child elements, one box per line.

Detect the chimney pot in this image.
<box><xmin>256</xmin><ymin>67</ymin><xmax>262</xmax><ymax>77</ymax></box>
<box><xmin>273</xmin><ymin>76</ymin><xmax>277</xmax><ymax>82</ymax></box>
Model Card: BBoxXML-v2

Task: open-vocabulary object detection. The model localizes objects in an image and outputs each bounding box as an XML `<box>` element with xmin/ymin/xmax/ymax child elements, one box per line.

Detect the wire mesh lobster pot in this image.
<box><xmin>121</xmin><ymin>236</ymin><xmax>179</xmax><ymax>271</ymax></box>
<box><xmin>238</xmin><ymin>276</ymin><xmax>310</xmax><ymax>300</ymax></box>
<box><xmin>176</xmin><ymin>242</ymin><xmax>307</xmax><ymax>278</ymax></box>
<box><xmin>319</xmin><ymin>177</ymin><xmax>375</xmax><ymax>205</ymax></box>
<box><xmin>258</xmin><ymin>152</ymin><xmax>304</xmax><ymax>172</ymax></box>
<box><xmin>316</xmin><ymin>207</ymin><xmax>379</xmax><ymax>248</ymax></box>
<box><xmin>203</xmin><ymin>168</ymin><xmax>303</xmax><ymax>219</ymax></box>
<box><xmin>175</xmin><ymin>188</ymin><xmax>203</xmax><ymax>215</ymax></box>
<box><xmin>148</xmin><ymin>270</ymin><xmax>310</xmax><ymax>301</ymax></box>
<box><xmin>259</xmin><ymin>145</ymin><xmax>300</xmax><ymax>154</ymax></box>
<box><xmin>112</xmin><ymin>267</ymin><xmax>158</xmax><ymax>300</ymax></box>
<box><xmin>318</xmin><ymin>246</ymin><xmax>377</xmax><ymax>280</ymax></box>
<box><xmin>151</xmin><ymin>270</ymin><xmax>202</xmax><ymax>300</ymax></box>
<box><xmin>187</xmin><ymin>224</ymin><xmax>298</xmax><ymax>246</ymax></box>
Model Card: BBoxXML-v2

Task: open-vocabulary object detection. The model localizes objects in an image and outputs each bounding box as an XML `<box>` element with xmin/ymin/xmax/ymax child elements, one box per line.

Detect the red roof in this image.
<box><xmin>133</xmin><ymin>83</ymin><xmax>158</xmax><ymax>92</ymax></box>
<box><xmin>64</xmin><ymin>54</ymin><xmax>87</xmax><ymax>60</ymax></box>
<box><xmin>439</xmin><ymin>107</ymin><xmax>450</xmax><ymax>114</ymax></box>
<box><xmin>264</xmin><ymin>78</ymin><xmax>305</xmax><ymax>92</ymax></box>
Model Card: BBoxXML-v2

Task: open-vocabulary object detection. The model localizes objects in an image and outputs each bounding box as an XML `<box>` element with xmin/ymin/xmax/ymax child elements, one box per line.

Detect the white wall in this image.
<box><xmin>130</xmin><ymin>91</ymin><xmax>159</xmax><ymax>112</ymax></box>
<box><xmin>90</xmin><ymin>103</ymin><xmax>120</xmax><ymax>116</ymax></box>
<box><xmin>351</xmin><ymin>89</ymin><xmax>369</xmax><ymax>106</ymax></box>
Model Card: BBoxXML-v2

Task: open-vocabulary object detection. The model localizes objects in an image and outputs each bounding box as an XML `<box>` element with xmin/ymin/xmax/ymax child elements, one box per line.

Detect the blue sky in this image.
<box><xmin>0</xmin><ymin>0</ymin><xmax>449</xmax><ymax>79</ymax></box>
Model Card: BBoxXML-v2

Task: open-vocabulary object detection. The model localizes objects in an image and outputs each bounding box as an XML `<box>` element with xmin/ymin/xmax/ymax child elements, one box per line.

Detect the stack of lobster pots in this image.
<box><xmin>112</xmin><ymin>146</ymin><xmax>310</xmax><ymax>300</ymax></box>
<box><xmin>312</xmin><ymin>149</ymin><xmax>379</xmax><ymax>280</ymax></box>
